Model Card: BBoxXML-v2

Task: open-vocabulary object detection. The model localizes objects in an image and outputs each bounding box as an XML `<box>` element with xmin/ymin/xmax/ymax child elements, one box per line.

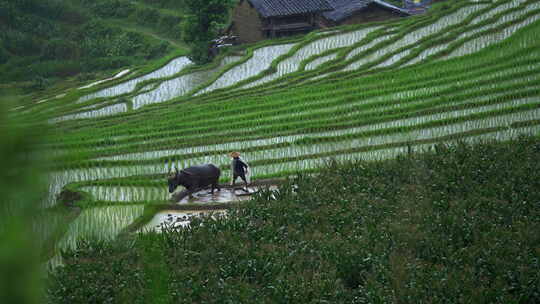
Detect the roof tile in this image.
<box><xmin>248</xmin><ymin>0</ymin><xmax>334</xmax><ymax>18</ymax></box>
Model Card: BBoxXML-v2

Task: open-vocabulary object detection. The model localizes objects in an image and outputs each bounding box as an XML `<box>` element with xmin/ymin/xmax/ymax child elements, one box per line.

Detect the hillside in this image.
<box><xmin>0</xmin><ymin>0</ymin><xmax>187</xmax><ymax>106</ymax></box>
<box><xmin>2</xmin><ymin>0</ymin><xmax>540</xmax><ymax>302</ymax></box>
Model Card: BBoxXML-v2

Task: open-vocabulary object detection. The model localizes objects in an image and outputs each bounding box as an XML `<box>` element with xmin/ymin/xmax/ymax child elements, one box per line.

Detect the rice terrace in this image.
<box><xmin>2</xmin><ymin>0</ymin><xmax>540</xmax><ymax>302</ymax></box>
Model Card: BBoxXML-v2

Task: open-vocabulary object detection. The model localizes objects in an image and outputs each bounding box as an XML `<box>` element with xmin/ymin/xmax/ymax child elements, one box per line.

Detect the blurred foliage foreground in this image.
<box><xmin>0</xmin><ymin>109</ymin><xmax>48</xmax><ymax>304</ymax></box>
<box><xmin>48</xmin><ymin>136</ymin><xmax>540</xmax><ymax>303</ymax></box>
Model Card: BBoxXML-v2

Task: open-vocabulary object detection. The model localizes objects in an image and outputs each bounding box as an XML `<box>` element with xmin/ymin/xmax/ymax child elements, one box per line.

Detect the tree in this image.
<box><xmin>183</xmin><ymin>0</ymin><xmax>234</xmax><ymax>64</ymax></box>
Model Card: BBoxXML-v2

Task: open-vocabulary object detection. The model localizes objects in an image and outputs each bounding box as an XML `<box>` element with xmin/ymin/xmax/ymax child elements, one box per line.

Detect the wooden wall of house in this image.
<box><xmin>231</xmin><ymin>0</ymin><xmax>265</xmax><ymax>44</ymax></box>
<box><xmin>339</xmin><ymin>6</ymin><xmax>403</xmax><ymax>25</ymax></box>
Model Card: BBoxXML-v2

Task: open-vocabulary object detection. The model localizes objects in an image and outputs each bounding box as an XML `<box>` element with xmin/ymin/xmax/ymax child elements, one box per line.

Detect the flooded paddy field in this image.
<box><xmin>141</xmin><ymin>209</ymin><xmax>228</xmax><ymax>232</ymax></box>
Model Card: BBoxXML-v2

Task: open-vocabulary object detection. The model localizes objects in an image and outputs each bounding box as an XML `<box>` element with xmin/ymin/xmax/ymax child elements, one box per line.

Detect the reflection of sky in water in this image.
<box><xmin>198</xmin><ymin>43</ymin><xmax>296</xmax><ymax>94</ymax></box>
<box><xmin>78</xmin><ymin>56</ymin><xmax>193</xmax><ymax>103</ymax></box>
<box><xmin>141</xmin><ymin>209</ymin><xmax>227</xmax><ymax>232</ymax></box>
<box><xmin>245</xmin><ymin>27</ymin><xmax>380</xmax><ymax>88</ymax></box>
<box><xmin>132</xmin><ymin>56</ymin><xmax>241</xmax><ymax>109</ymax></box>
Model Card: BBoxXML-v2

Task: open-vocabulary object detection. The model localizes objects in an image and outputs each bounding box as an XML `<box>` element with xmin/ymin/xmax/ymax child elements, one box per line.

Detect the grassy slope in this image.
<box><xmin>0</xmin><ymin>0</ymin><xmax>188</xmax><ymax>108</ymax></box>
<box><xmin>47</xmin><ymin>137</ymin><xmax>540</xmax><ymax>303</ymax></box>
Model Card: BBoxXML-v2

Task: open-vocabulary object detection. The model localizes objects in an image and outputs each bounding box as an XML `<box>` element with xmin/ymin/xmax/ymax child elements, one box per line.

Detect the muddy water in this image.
<box><xmin>144</xmin><ymin>185</ymin><xmax>278</xmax><ymax>232</ymax></box>
<box><xmin>142</xmin><ymin>209</ymin><xmax>227</xmax><ymax>232</ymax></box>
<box><xmin>172</xmin><ymin>185</ymin><xmax>277</xmax><ymax>204</ymax></box>
<box><xmin>175</xmin><ymin>188</ymin><xmax>249</xmax><ymax>204</ymax></box>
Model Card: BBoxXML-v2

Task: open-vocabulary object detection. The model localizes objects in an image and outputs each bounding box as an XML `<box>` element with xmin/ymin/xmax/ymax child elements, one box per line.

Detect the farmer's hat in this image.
<box><xmin>230</xmin><ymin>151</ymin><xmax>241</xmax><ymax>158</ymax></box>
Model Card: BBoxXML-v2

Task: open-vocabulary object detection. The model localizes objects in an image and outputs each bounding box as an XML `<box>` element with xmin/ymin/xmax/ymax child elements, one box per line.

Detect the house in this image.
<box><xmin>229</xmin><ymin>0</ymin><xmax>410</xmax><ymax>44</ymax></box>
<box><xmin>230</xmin><ymin>0</ymin><xmax>334</xmax><ymax>44</ymax></box>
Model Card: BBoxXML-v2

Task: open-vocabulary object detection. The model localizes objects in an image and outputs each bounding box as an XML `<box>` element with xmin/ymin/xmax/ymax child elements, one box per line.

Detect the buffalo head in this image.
<box><xmin>167</xmin><ymin>168</ymin><xmax>192</xmax><ymax>193</ymax></box>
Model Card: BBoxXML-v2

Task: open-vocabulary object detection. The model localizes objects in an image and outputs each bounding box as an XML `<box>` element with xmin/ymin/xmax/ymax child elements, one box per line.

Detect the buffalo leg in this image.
<box><xmin>187</xmin><ymin>182</ymin><xmax>197</xmax><ymax>199</ymax></box>
<box><xmin>210</xmin><ymin>182</ymin><xmax>220</xmax><ymax>194</ymax></box>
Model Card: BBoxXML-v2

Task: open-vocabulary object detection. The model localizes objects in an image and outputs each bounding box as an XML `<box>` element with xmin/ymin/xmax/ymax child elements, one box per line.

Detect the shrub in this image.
<box><xmin>31</xmin><ymin>60</ymin><xmax>81</xmax><ymax>78</ymax></box>
<box><xmin>41</xmin><ymin>39</ymin><xmax>80</xmax><ymax>60</ymax></box>
<box><xmin>81</xmin><ymin>36</ymin><xmax>109</xmax><ymax>58</ymax></box>
<box><xmin>157</xmin><ymin>14</ymin><xmax>182</xmax><ymax>37</ymax></box>
<box><xmin>28</xmin><ymin>75</ymin><xmax>50</xmax><ymax>91</ymax></box>
<box><xmin>0</xmin><ymin>44</ymin><xmax>9</xmax><ymax>65</ymax></box>
<box><xmin>82</xmin><ymin>56</ymin><xmax>132</xmax><ymax>72</ymax></box>
<box><xmin>187</xmin><ymin>40</ymin><xmax>211</xmax><ymax>64</ymax></box>
<box><xmin>92</xmin><ymin>0</ymin><xmax>135</xmax><ymax>18</ymax></box>
<box><xmin>2</xmin><ymin>30</ymin><xmax>41</xmax><ymax>56</ymax></box>
<box><xmin>19</xmin><ymin>17</ymin><xmax>60</xmax><ymax>39</ymax></box>
<box><xmin>79</xmin><ymin>20</ymin><xmax>116</xmax><ymax>39</ymax></box>
<box><xmin>133</xmin><ymin>7</ymin><xmax>160</xmax><ymax>25</ymax></box>
<box><xmin>107</xmin><ymin>32</ymin><xmax>144</xmax><ymax>56</ymax></box>
<box><xmin>0</xmin><ymin>1</ymin><xmax>16</xmax><ymax>26</ymax></box>
<box><xmin>76</xmin><ymin>72</ymin><xmax>97</xmax><ymax>82</ymax></box>
<box><xmin>145</xmin><ymin>41</ymin><xmax>169</xmax><ymax>59</ymax></box>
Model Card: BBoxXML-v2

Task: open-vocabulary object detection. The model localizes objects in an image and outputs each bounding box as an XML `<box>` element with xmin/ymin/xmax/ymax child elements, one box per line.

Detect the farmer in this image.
<box><xmin>229</xmin><ymin>151</ymin><xmax>249</xmax><ymax>191</ymax></box>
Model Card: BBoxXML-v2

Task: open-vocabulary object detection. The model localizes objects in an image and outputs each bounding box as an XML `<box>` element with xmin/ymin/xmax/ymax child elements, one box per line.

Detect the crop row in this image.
<box><xmin>94</xmin><ymin>88</ymin><xmax>540</xmax><ymax>162</ymax></box>
<box><xmin>52</xmin><ymin>71</ymin><xmax>540</xmax><ymax>159</ymax></box>
<box><xmin>44</xmin><ymin>101</ymin><xmax>540</xmax><ymax>208</ymax></box>
<box><xmin>65</xmin><ymin>120</ymin><xmax>540</xmax><ymax>205</ymax></box>
<box><xmin>44</xmin><ymin>49</ymin><xmax>540</xmax><ymax>150</ymax></box>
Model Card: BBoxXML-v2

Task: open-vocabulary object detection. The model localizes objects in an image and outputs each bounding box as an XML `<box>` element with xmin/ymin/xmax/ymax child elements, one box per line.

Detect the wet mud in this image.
<box><xmin>148</xmin><ymin>180</ymin><xmax>281</xmax><ymax>232</ymax></box>
<box><xmin>170</xmin><ymin>180</ymin><xmax>280</xmax><ymax>204</ymax></box>
<box><xmin>142</xmin><ymin>209</ymin><xmax>227</xmax><ymax>232</ymax></box>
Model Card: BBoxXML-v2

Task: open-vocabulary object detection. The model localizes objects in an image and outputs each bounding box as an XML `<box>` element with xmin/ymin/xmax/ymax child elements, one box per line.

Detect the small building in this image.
<box><xmin>229</xmin><ymin>0</ymin><xmax>410</xmax><ymax>44</ymax></box>
<box><xmin>230</xmin><ymin>0</ymin><xmax>334</xmax><ymax>44</ymax></box>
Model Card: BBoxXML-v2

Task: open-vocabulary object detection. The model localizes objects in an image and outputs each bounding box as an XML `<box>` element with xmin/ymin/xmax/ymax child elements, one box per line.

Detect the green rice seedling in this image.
<box><xmin>77</xmin><ymin>56</ymin><xmax>193</xmax><ymax>104</ymax></box>
<box><xmin>49</xmin><ymin>103</ymin><xmax>128</xmax><ymax>124</ymax></box>
<box><xmin>446</xmin><ymin>11</ymin><xmax>540</xmax><ymax>58</ymax></box>
<box><xmin>43</xmin><ymin>49</ymin><xmax>540</xmax><ymax>150</ymax></box>
<box><xmin>131</xmin><ymin>56</ymin><xmax>242</xmax><ymax>109</ymax></box>
<box><xmin>92</xmin><ymin>93</ymin><xmax>540</xmax><ymax>164</ymax></box>
<box><xmin>80</xmin><ymin>185</ymin><xmax>169</xmax><ymax>203</ymax></box>
<box><xmin>408</xmin><ymin>1</ymin><xmax>540</xmax><ymax>65</ymax></box>
<box><xmin>244</xmin><ymin>26</ymin><xmax>381</xmax><ymax>88</ymax></box>
<box><xmin>56</xmin><ymin>205</ymin><xmax>145</xmax><ymax>251</ymax></box>
<box><xmin>197</xmin><ymin>43</ymin><xmax>297</xmax><ymax>94</ymax></box>
<box><xmin>305</xmin><ymin>52</ymin><xmax>339</xmax><ymax>70</ymax></box>
<box><xmin>345</xmin><ymin>4</ymin><xmax>489</xmax><ymax>71</ymax></box>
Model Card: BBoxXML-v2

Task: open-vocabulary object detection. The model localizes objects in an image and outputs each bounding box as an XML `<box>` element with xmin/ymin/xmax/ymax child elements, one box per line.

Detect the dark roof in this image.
<box><xmin>247</xmin><ymin>0</ymin><xmax>334</xmax><ymax>18</ymax></box>
<box><xmin>373</xmin><ymin>0</ymin><xmax>410</xmax><ymax>15</ymax></box>
<box><xmin>323</xmin><ymin>0</ymin><xmax>410</xmax><ymax>22</ymax></box>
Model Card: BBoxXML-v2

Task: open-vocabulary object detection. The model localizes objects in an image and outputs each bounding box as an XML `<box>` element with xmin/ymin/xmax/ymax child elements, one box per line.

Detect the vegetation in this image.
<box><xmin>182</xmin><ymin>0</ymin><xmax>236</xmax><ymax>64</ymax></box>
<box><xmin>0</xmin><ymin>105</ymin><xmax>48</xmax><ymax>304</ymax></box>
<box><xmin>0</xmin><ymin>0</ymin><xmax>186</xmax><ymax>97</ymax></box>
<box><xmin>2</xmin><ymin>0</ymin><xmax>540</xmax><ymax>302</ymax></box>
<box><xmin>47</xmin><ymin>138</ymin><xmax>540</xmax><ymax>303</ymax></box>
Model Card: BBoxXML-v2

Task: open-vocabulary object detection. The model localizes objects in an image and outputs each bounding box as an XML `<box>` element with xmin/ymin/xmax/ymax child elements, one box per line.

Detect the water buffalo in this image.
<box><xmin>168</xmin><ymin>164</ymin><xmax>221</xmax><ymax>198</ymax></box>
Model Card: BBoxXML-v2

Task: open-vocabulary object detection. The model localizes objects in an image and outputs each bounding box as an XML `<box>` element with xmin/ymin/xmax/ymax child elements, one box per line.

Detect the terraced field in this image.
<box><xmin>15</xmin><ymin>0</ymin><xmax>540</xmax><ymax>265</ymax></box>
